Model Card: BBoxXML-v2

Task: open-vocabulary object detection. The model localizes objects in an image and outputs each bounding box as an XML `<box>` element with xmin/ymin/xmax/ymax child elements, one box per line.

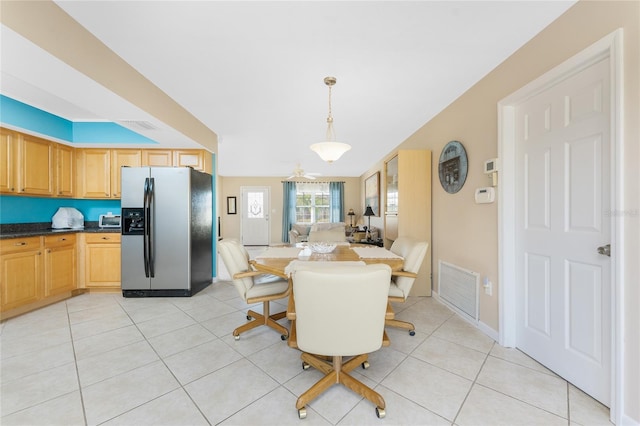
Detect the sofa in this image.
<box><xmin>289</xmin><ymin>223</ymin><xmax>311</xmax><ymax>243</ymax></box>
<box><xmin>289</xmin><ymin>222</ymin><xmax>347</xmax><ymax>243</ymax></box>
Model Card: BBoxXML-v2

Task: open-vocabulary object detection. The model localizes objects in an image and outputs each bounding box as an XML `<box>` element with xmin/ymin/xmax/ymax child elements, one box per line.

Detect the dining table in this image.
<box><xmin>251</xmin><ymin>243</ymin><xmax>405</xmax><ymax>348</ymax></box>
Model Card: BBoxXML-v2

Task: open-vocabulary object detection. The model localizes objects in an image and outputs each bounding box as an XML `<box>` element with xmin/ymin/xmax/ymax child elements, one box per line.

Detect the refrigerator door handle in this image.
<box><xmin>143</xmin><ymin>178</ymin><xmax>150</xmax><ymax>278</ymax></box>
<box><xmin>148</xmin><ymin>177</ymin><xmax>155</xmax><ymax>278</ymax></box>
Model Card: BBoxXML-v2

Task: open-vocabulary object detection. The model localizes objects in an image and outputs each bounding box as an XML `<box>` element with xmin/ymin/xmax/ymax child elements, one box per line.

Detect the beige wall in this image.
<box><xmin>218</xmin><ymin>176</ymin><xmax>361</xmax><ymax>244</ymax></box>
<box><xmin>372</xmin><ymin>1</ymin><xmax>638</xmax><ymax>421</ymax></box>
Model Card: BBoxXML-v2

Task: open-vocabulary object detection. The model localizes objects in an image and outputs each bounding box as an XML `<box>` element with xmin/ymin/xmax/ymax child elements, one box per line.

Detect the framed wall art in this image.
<box><xmin>364</xmin><ymin>171</ymin><xmax>380</xmax><ymax>216</ymax></box>
<box><xmin>227</xmin><ymin>196</ymin><xmax>237</xmax><ymax>215</ymax></box>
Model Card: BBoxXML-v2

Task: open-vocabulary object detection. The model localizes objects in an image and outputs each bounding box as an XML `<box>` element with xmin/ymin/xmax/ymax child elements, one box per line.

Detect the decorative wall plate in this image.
<box><xmin>438</xmin><ymin>140</ymin><xmax>468</xmax><ymax>194</ymax></box>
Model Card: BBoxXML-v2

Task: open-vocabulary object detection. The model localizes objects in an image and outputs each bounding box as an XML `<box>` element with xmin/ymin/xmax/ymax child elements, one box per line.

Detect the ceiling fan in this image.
<box><xmin>286</xmin><ymin>163</ymin><xmax>321</xmax><ymax>180</ymax></box>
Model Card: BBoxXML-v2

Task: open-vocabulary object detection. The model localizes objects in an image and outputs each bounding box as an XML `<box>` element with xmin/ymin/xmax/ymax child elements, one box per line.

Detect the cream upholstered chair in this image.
<box><xmin>218</xmin><ymin>240</ymin><xmax>290</xmax><ymax>340</ymax></box>
<box><xmin>386</xmin><ymin>237</ymin><xmax>429</xmax><ymax>336</ymax></box>
<box><xmin>291</xmin><ymin>263</ymin><xmax>391</xmax><ymax>419</ymax></box>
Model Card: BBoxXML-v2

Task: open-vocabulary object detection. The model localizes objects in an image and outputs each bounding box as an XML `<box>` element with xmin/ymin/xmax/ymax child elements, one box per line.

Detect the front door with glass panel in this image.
<box><xmin>241</xmin><ymin>187</ymin><xmax>270</xmax><ymax>245</ymax></box>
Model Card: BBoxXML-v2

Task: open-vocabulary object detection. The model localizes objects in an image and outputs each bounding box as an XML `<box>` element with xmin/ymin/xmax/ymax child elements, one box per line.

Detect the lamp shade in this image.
<box><xmin>364</xmin><ymin>205</ymin><xmax>375</xmax><ymax>216</ymax></box>
<box><xmin>347</xmin><ymin>209</ymin><xmax>355</xmax><ymax>216</ymax></box>
<box><xmin>310</xmin><ymin>141</ymin><xmax>351</xmax><ymax>163</ymax></box>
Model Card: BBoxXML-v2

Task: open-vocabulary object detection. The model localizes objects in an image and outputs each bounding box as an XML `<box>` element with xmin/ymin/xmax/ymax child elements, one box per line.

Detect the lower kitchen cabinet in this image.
<box><xmin>83</xmin><ymin>233</ymin><xmax>121</xmax><ymax>290</ymax></box>
<box><xmin>0</xmin><ymin>231</ymin><xmax>123</xmax><ymax>319</ymax></box>
<box><xmin>44</xmin><ymin>234</ymin><xmax>76</xmax><ymax>297</ymax></box>
<box><xmin>0</xmin><ymin>237</ymin><xmax>43</xmax><ymax>313</ymax></box>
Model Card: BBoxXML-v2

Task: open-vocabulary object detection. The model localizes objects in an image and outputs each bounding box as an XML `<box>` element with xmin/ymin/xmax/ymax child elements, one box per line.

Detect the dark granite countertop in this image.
<box><xmin>0</xmin><ymin>222</ymin><xmax>121</xmax><ymax>239</ymax></box>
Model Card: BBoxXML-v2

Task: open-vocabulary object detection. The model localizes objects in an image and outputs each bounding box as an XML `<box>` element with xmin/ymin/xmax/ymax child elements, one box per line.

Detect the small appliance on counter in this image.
<box><xmin>99</xmin><ymin>212</ymin><xmax>121</xmax><ymax>229</ymax></box>
<box><xmin>51</xmin><ymin>207</ymin><xmax>84</xmax><ymax>229</ymax></box>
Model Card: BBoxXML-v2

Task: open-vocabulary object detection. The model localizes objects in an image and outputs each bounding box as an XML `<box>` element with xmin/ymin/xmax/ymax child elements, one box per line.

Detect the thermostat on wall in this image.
<box><xmin>483</xmin><ymin>158</ymin><xmax>500</xmax><ymax>174</ymax></box>
<box><xmin>474</xmin><ymin>187</ymin><xmax>495</xmax><ymax>204</ymax></box>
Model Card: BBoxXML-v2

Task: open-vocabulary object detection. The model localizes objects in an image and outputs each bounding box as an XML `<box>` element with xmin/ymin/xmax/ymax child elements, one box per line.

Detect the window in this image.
<box><xmin>295</xmin><ymin>183</ymin><xmax>329</xmax><ymax>224</ymax></box>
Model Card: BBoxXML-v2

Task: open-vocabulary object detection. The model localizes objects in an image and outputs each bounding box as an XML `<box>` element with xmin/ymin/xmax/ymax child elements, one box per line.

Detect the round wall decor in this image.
<box><xmin>438</xmin><ymin>140</ymin><xmax>468</xmax><ymax>194</ymax></box>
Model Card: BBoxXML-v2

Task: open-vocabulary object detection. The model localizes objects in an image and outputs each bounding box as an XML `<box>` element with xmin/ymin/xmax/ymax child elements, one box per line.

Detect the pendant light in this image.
<box><xmin>310</xmin><ymin>76</ymin><xmax>351</xmax><ymax>162</ymax></box>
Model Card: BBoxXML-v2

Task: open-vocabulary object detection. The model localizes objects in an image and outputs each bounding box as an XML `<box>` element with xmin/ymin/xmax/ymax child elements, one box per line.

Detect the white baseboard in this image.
<box><xmin>433</xmin><ymin>290</ymin><xmax>499</xmax><ymax>343</ymax></box>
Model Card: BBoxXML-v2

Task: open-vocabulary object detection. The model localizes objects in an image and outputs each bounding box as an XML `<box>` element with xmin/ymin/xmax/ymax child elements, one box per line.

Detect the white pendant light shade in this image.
<box><xmin>311</xmin><ymin>76</ymin><xmax>351</xmax><ymax>163</ymax></box>
<box><xmin>310</xmin><ymin>141</ymin><xmax>351</xmax><ymax>163</ymax></box>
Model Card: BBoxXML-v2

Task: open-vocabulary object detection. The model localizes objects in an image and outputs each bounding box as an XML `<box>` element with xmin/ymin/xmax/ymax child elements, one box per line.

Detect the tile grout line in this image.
<box><xmin>65</xmin><ymin>298</ymin><xmax>90</xmax><ymax>426</ymax></box>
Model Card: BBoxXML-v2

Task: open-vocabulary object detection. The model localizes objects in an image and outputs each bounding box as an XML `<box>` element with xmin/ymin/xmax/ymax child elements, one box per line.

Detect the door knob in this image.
<box><xmin>597</xmin><ymin>244</ymin><xmax>611</xmax><ymax>257</ymax></box>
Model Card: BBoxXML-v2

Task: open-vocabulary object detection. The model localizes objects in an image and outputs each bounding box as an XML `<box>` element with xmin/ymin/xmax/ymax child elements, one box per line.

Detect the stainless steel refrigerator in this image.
<box><xmin>121</xmin><ymin>167</ymin><xmax>212</xmax><ymax>297</ymax></box>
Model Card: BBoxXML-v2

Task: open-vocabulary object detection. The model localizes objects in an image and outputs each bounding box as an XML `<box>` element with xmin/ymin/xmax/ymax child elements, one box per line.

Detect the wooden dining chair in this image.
<box><xmin>386</xmin><ymin>237</ymin><xmax>429</xmax><ymax>335</ymax></box>
<box><xmin>218</xmin><ymin>240</ymin><xmax>290</xmax><ymax>340</ymax></box>
<box><xmin>291</xmin><ymin>263</ymin><xmax>391</xmax><ymax>419</ymax></box>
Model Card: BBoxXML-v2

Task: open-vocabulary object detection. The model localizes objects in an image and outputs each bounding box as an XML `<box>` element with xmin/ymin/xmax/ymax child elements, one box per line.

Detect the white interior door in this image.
<box><xmin>241</xmin><ymin>186</ymin><xmax>270</xmax><ymax>246</ymax></box>
<box><xmin>515</xmin><ymin>57</ymin><xmax>611</xmax><ymax>405</ymax></box>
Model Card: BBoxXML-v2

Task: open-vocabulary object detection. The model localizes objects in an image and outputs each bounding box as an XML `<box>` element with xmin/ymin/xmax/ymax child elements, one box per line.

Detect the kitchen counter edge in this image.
<box><xmin>1</xmin><ymin>224</ymin><xmax>120</xmax><ymax>240</ymax></box>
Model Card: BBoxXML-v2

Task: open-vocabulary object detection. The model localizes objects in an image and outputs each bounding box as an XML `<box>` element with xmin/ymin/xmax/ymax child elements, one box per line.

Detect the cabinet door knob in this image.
<box><xmin>15</xmin><ymin>242</ymin><xmax>27</xmax><ymax>246</ymax></box>
<box><xmin>102</xmin><ymin>237</ymin><xmax>109</xmax><ymax>240</ymax></box>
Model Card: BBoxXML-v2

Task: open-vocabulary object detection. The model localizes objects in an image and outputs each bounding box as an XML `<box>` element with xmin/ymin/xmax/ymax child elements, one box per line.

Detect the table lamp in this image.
<box><xmin>347</xmin><ymin>209</ymin><xmax>355</xmax><ymax>227</ymax></box>
<box><xmin>363</xmin><ymin>205</ymin><xmax>375</xmax><ymax>240</ymax></box>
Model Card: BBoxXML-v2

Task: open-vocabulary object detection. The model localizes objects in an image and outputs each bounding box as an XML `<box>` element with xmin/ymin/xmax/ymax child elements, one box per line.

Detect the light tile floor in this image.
<box><xmin>0</xmin><ymin>250</ymin><xmax>612</xmax><ymax>425</ymax></box>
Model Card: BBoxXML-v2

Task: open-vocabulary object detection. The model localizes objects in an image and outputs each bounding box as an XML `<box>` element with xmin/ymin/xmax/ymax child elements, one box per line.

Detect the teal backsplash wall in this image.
<box><xmin>0</xmin><ymin>196</ymin><xmax>120</xmax><ymax>224</ymax></box>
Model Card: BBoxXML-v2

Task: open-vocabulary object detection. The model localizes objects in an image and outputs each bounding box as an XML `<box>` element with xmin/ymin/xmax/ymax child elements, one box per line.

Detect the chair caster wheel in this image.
<box><xmin>298</xmin><ymin>407</ymin><xmax>307</xmax><ymax>419</ymax></box>
<box><xmin>362</xmin><ymin>361</ymin><xmax>370</xmax><ymax>369</ymax></box>
<box><xmin>302</xmin><ymin>362</ymin><xmax>310</xmax><ymax>370</ymax></box>
<box><xmin>281</xmin><ymin>334</ymin><xmax>288</xmax><ymax>341</ymax></box>
<box><xmin>234</xmin><ymin>335</ymin><xmax>240</xmax><ymax>341</ymax></box>
<box><xmin>376</xmin><ymin>407</ymin><xmax>385</xmax><ymax>418</ymax></box>
<box><xmin>409</xmin><ymin>330</ymin><xmax>416</xmax><ymax>336</ymax></box>
<box><xmin>246</xmin><ymin>315</ymin><xmax>252</xmax><ymax>320</ymax></box>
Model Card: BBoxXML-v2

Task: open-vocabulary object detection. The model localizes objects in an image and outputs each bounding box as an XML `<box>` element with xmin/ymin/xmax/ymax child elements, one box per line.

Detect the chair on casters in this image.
<box><xmin>386</xmin><ymin>237</ymin><xmax>429</xmax><ymax>336</ymax></box>
<box><xmin>291</xmin><ymin>263</ymin><xmax>391</xmax><ymax>419</ymax></box>
<box><xmin>218</xmin><ymin>240</ymin><xmax>290</xmax><ymax>340</ymax></box>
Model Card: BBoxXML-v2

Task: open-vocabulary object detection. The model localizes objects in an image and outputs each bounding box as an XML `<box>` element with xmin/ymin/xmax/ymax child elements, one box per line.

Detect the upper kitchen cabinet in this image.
<box><xmin>173</xmin><ymin>149</ymin><xmax>211</xmax><ymax>173</ymax></box>
<box><xmin>142</xmin><ymin>149</ymin><xmax>172</xmax><ymax>167</ymax></box>
<box><xmin>111</xmin><ymin>149</ymin><xmax>141</xmax><ymax>198</ymax></box>
<box><xmin>55</xmin><ymin>143</ymin><xmax>75</xmax><ymax>197</ymax></box>
<box><xmin>1</xmin><ymin>128</ymin><xmax>72</xmax><ymax>197</ymax></box>
<box><xmin>0</xmin><ymin>128</ymin><xmax>17</xmax><ymax>194</ymax></box>
<box><xmin>19</xmin><ymin>134</ymin><xmax>55</xmax><ymax>196</ymax></box>
<box><xmin>76</xmin><ymin>149</ymin><xmax>111</xmax><ymax>198</ymax></box>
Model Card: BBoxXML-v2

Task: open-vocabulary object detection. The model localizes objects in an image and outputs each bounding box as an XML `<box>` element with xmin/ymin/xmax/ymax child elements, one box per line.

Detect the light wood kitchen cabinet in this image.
<box><xmin>0</xmin><ymin>237</ymin><xmax>43</xmax><ymax>312</ymax></box>
<box><xmin>55</xmin><ymin>143</ymin><xmax>75</xmax><ymax>197</ymax></box>
<box><xmin>76</xmin><ymin>149</ymin><xmax>111</xmax><ymax>198</ymax></box>
<box><xmin>19</xmin><ymin>134</ymin><xmax>55</xmax><ymax>196</ymax></box>
<box><xmin>84</xmin><ymin>233</ymin><xmax>121</xmax><ymax>289</ymax></box>
<box><xmin>111</xmin><ymin>149</ymin><xmax>141</xmax><ymax>198</ymax></box>
<box><xmin>0</xmin><ymin>128</ymin><xmax>18</xmax><ymax>193</ymax></box>
<box><xmin>173</xmin><ymin>149</ymin><xmax>210</xmax><ymax>172</ymax></box>
<box><xmin>142</xmin><ymin>149</ymin><xmax>172</xmax><ymax>167</ymax></box>
<box><xmin>44</xmin><ymin>234</ymin><xmax>76</xmax><ymax>297</ymax></box>
<box><xmin>1</xmin><ymin>128</ymin><xmax>72</xmax><ymax>197</ymax></box>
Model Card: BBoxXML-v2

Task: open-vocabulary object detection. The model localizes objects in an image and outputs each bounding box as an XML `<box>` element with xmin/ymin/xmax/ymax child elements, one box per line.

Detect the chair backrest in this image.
<box><xmin>218</xmin><ymin>239</ymin><xmax>254</xmax><ymax>301</ymax></box>
<box><xmin>390</xmin><ymin>237</ymin><xmax>429</xmax><ymax>299</ymax></box>
<box><xmin>292</xmin><ymin>263</ymin><xmax>391</xmax><ymax>356</ymax></box>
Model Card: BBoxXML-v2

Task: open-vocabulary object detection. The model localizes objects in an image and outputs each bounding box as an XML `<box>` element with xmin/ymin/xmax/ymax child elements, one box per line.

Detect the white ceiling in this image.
<box><xmin>0</xmin><ymin>1</ymin><xmax>575</xmax><ymax>178</ymax></box>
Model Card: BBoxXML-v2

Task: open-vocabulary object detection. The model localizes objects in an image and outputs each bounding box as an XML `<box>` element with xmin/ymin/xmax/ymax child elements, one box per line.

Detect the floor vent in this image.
<box><xmin>438</xmin><ymin>260</ymin><xmax>480</xmax><ymax>322</ymax></box>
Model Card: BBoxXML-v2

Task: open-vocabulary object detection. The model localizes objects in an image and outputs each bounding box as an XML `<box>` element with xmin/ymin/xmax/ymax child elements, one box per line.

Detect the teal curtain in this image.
<box><xmin>282</xmin><ymin>181</ymin><xmax>297</xmax><ymax>242</ymax></box>
<box><xmin>329</xmin><ymin>181</ymin><xmax>344</xmax><ymax>223</ymax></box>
